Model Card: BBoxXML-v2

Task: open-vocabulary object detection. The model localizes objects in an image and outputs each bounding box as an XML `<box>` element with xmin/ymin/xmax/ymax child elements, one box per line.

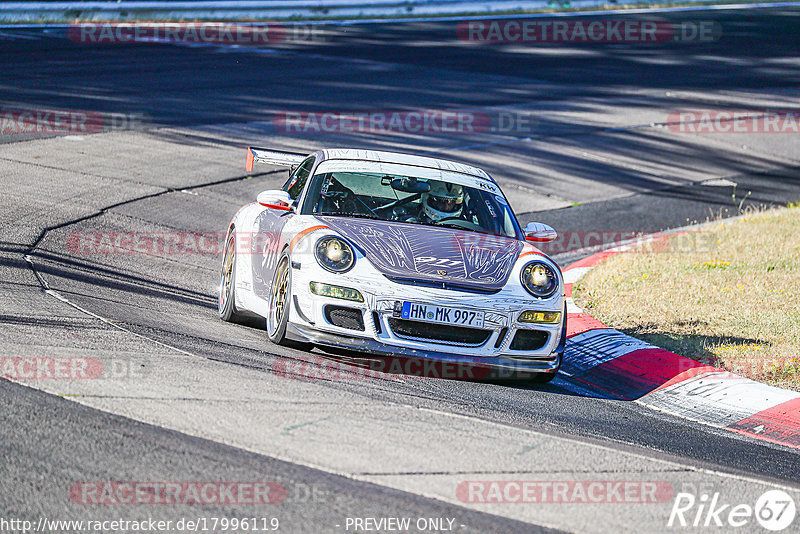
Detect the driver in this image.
<box><xmin>420</xmin><ymin>181</ymin><xmax>464</xmax><ymax>223</ymax></box>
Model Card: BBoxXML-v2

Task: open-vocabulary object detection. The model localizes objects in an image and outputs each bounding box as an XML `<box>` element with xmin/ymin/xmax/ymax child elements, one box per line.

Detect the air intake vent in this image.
<box><xmin>388</xmin><ymin>318</ymin><xmax>491</xmax><ymax>346</ymax></box>
<box><xmin>324</xmin><ymin>306</ymin><xmax>364</xmax><ymax>331</ymax></box>
<box><xmin>509</xmin><ymin>329</ymin><xmax>549</xmax><ymax>351</ymax></box>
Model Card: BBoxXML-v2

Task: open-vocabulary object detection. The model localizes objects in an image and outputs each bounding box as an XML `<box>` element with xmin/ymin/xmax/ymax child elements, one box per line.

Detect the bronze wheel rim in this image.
<box><xmin>268</xmin><ymin>256</ymin><xmax>289</xmax><ymax>336</ymax></box>
<box><xmin>219</xmin><ymin>233</ymin><xmax>235</xmax><ymax>313</ymax></box>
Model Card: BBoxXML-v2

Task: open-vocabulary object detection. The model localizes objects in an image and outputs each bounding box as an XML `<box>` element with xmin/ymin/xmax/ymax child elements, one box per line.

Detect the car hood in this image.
<box><xmin>317</xmin><ymin>217</ymin><xmax>524</xmax><ymax>292</ymax></box>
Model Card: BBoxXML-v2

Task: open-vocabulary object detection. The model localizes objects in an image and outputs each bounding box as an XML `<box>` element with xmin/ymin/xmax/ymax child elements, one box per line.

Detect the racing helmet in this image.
<box><xmin>422</xmin><ymin>181</ymin><xmax>464</xmax><ymax>221</ymax></box>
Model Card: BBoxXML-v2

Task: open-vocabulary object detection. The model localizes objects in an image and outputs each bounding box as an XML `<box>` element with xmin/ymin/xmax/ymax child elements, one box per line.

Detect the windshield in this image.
<box><xmin>304</xmin><ymin>170</ymin><xmax>521</xmax><ymax>239</ymax></box>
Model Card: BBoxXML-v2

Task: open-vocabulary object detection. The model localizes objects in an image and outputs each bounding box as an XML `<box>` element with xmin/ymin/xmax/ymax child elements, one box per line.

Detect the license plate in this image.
<box><xmin>398</xmin><ymin>301</ymin><xmax>484</xmax><ymax>328</ymax></box>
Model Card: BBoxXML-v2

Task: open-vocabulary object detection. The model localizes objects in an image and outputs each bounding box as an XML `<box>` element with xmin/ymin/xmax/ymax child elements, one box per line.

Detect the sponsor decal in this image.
<box><xmin>319</xmin><ymin>217</ymin><xmax>522</xmax><ymax>291</ymax></box>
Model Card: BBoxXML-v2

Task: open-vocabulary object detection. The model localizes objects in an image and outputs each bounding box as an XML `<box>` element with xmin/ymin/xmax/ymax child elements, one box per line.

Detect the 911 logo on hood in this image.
<box><xmin>417</xmin><ymin>257</ymin><xmax>463</xmax><ymax>267</ymax></box>
<box><xmin>318</xmin><ymin>217</ymin><xmax>523</xmax><ymax>292</ymax></box>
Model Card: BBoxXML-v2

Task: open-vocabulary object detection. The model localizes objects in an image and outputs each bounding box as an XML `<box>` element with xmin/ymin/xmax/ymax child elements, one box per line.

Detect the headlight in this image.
<box><xmin>310</xmin><ymin>282</ymin><xmax>363</xmax><ymax>302</ymax></box>
<box><xmin>315</xmin><ymin>236</ymin><xmax>355</xmax><ymax>272</ymax></box>
<box><xmin>520</xmin><ymin>261</ymin><xmax>559</xmax><ymax>299</ymax></box>
<box><xmin>518</xmin><ymin>310</ymin><xmax>561</xmax><ymax>323</ymax></box>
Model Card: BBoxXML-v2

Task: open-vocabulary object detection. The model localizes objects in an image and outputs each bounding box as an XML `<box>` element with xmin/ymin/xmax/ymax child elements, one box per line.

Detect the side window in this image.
<box><xmin>283</xmin><ymin>157</ymin><xmax>315</xmax><ymax>201</ymax></box>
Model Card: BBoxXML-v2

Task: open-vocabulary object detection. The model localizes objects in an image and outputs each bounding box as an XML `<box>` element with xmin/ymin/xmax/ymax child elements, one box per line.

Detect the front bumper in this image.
<box><xmin>286</xmin><ymin>322</ymin><xmax>562</xmax><ymax>376</ymax></box>
<box><xmin>288</xmin><ymin>265</ymin><xmax>565</xmax><ymax>375</ymax></box>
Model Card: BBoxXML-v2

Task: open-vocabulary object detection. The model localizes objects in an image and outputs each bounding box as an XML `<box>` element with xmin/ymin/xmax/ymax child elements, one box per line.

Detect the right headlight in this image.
<box><xmin>314</xmin><ymin>236</ymin><xmax>355</xmax><ymax>273</ymax></box>
<box><xmin>520</xmin><ymin>261</ymin><xmax>559</xmax><ymax>299</ymax></box>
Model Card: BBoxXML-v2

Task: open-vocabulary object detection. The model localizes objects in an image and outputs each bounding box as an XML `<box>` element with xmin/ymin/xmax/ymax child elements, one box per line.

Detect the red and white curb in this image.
<box><xmin>561</xmin><ymin>236</ymin><xmax>800</xmax><ymax>450</ymax></box>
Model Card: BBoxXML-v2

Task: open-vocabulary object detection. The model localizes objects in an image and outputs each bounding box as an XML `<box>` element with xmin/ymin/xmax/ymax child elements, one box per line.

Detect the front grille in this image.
<box><xmin>388</xmin><ymin>318</ymin><xmax>491</xmax><ymax>346</ymax></box>
<box><xmin>324</xmin><ymin>305</ymin><xmax>364</xmax><ymax>331</ymax></box>
<box><xmin>509</xmin><ymin>329</ymin><xmax>549</xmax><ymax>351</ymax></box>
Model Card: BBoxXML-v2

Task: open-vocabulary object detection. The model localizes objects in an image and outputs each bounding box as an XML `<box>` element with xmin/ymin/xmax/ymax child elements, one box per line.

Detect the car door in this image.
<box><xmin>252</xmin><ymin>156</ymin><xmax>316</xmax><ymax>298</ymax></box>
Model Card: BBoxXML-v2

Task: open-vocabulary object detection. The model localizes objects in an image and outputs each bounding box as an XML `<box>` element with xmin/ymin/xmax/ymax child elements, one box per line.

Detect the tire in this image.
<box><xmin>219</xmin><ymin>229</ymin><xmax>246</xmax><ymax>323</ymax></box>
<box><xmin>485</xmin><ymin>369</ymin><xmax>558</xmax><ymax>385</ymax></box>
<box><xmin>521</xmin><ymin>306</ymin><xmax>566</xmax><ymax>385</ymax></box>
<box><xmin>527</xmin><ymin>370</ymin><xmax>558</xmax><ymax>384</ymax></box>
<box><xmin>266</xmin><ymin>249</ymin><xmax>311</xmax><ymax>350</ymax></box>
<box><xmin>526</xmin><ymin>352</ymin><xmax>562</xmax><ymax>385</ymax></box>
<box><xmin>486</xmin><ymin>354</ymin><xmax>560</xmax><ymax>385</ymax></box>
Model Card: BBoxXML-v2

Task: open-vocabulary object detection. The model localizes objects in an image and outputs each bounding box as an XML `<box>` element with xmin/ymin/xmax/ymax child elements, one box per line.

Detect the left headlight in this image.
<box><xmin>315</xmin><ymin>236</ymin><xmax>355</xmax><ymax>273</ymax></box>
<box><xmin>520</xmin><ymin>261</ymin><xmax>559</xmax><ymax>299</ymax></box>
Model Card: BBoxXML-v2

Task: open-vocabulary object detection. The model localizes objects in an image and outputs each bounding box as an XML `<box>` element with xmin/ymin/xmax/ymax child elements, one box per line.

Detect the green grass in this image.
<box><xmin>573</xmin><ymin>206</ymin><xmax>800</xmax><ymax>391</ymax></box>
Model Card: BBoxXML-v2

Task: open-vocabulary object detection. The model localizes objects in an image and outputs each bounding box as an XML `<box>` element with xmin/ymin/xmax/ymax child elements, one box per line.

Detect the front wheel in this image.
<box><xmin>526</xmin><ymin>352</ymin><xmax>561</xmax><ymax>384</ymax></box>
<box><xmin>527</xmin><ymin>370</ymin><xmax>558</xmax><ymax>384</ymax></box>
<box><xmin>486</xmin><ymin>355</ymin><xmax>560</xmax><ymax>385</ymax></box>
<box><xmin>266</xmin><ymin>250</ymin><xmax>310</xmax><ymax>350</ymax></box>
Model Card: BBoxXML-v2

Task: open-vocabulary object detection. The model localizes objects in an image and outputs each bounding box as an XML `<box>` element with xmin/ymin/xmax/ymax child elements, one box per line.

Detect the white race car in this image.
<box><xmin>219</xmin><ymin>148</ymin><xmax>566</xmax><ymax>382</ymax></box>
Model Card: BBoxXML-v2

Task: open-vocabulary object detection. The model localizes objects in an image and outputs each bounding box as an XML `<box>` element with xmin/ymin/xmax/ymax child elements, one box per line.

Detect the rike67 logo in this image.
<box><xmin>668</xmin><ymin>489</ymin><xmax>796</xmax><ymax>531</ymax></box>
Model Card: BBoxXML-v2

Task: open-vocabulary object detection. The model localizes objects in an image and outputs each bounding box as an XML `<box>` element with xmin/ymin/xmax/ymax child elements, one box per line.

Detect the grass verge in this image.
<box><xmin>573</xmin><ymin>205</ymin><xmax>800</xmax><ymax>391</ymax></box>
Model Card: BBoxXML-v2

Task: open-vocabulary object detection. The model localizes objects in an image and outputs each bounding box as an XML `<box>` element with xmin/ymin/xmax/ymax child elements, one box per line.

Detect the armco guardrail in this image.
<box><xmin>0</xmin><ymin>0</ymin><xmax>708</xmax><ymax>23</ymax></box>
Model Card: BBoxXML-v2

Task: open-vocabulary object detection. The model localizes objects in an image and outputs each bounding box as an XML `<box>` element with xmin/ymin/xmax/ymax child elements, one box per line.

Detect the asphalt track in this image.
<box><xmin>2</xmin><ymin>7</ymin><xmax>800</xmax><ymax>533</ymax></box>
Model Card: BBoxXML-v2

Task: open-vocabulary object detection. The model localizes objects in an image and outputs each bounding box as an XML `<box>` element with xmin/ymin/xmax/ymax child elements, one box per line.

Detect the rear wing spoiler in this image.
<box><xmin>246</xmin><ymin>147</ymin><xmax>308</xmax><ymax>172</ymax></box>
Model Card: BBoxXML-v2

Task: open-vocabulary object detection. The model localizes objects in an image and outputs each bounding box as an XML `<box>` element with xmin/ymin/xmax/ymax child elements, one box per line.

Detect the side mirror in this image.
<box><xmin>524</xmin><ymin>222</ymin><xmax>557</xmax><ymax>243</ymax></box>
<box><xmin>257</xmin><ymin>190</ymin><xmax>293</xmax><ymax>212</ymax></box>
